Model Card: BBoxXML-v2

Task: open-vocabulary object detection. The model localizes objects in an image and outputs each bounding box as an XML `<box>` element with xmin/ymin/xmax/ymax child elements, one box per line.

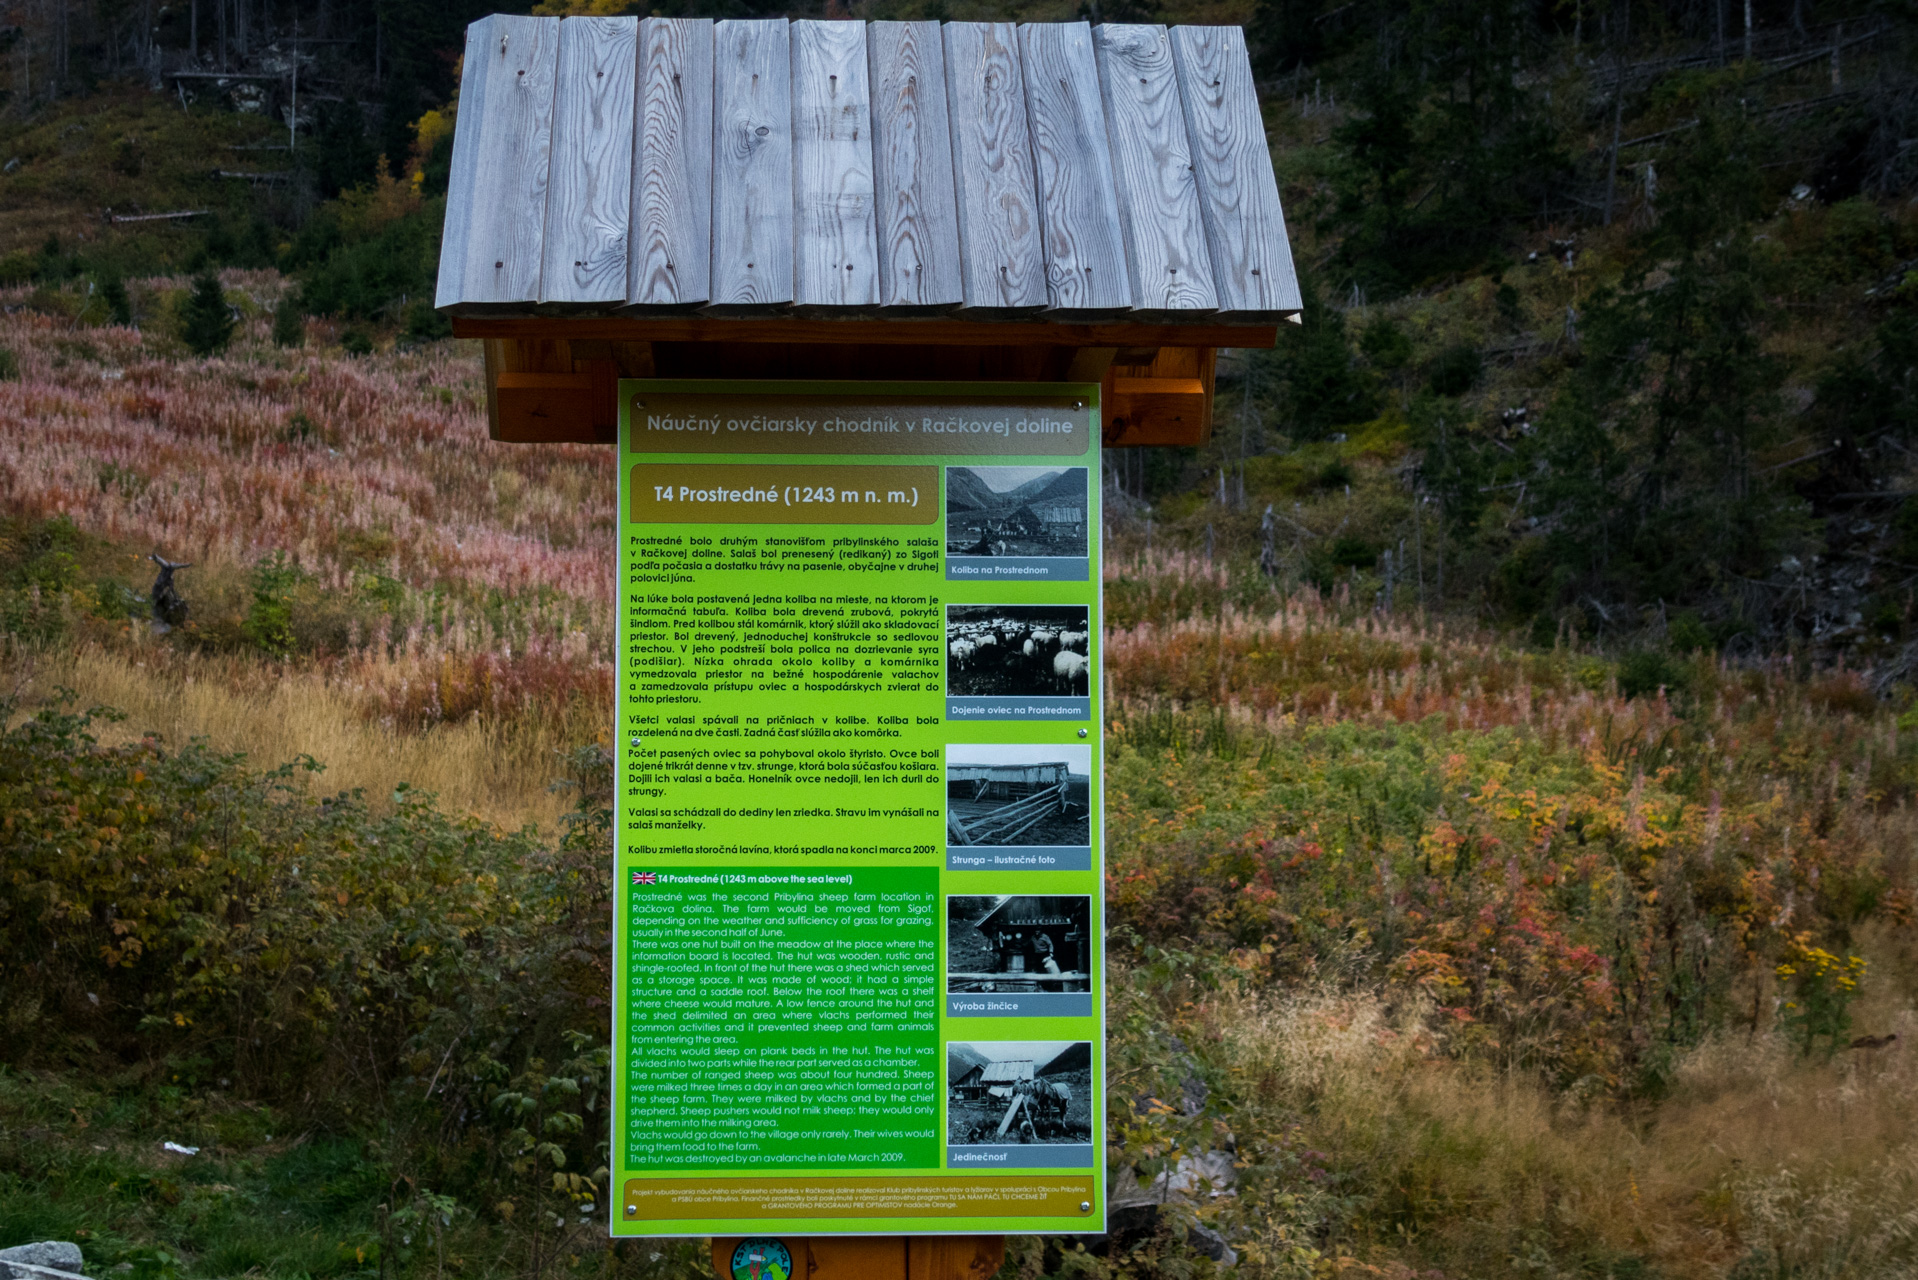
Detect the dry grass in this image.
<box><xmin>0</xmin><ymin>640</ymin><xmax>595</xmax><ymax>830</ymax></box>
<box><xmin>1195</xmin><ymin>980</ymin><xmax>1918</xmax><ymax>1277</ymax></box>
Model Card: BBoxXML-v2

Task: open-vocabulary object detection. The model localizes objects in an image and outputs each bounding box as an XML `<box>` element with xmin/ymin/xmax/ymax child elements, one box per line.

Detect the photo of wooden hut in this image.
<box><xmin>945</xmin><ymin>745</ymin><xmax>1091</xmax><ymax>846</ymax></box>
<box><xmin>949</xmin><ymin>1055</ymin><xmax>1034</xmax><ymax>1101</ymax></box>
<box><xmin>946</xmin><ymin>895</ymin><xmax>1093</xmax><ymax>994</ymax></box>
<box><xmin>947</xmin><ymin>1042</ymin><xmax>1094</xmax><ymax>1146</ymax></box>
<box><xmin>945</xmin><ymin>467</ymin><xmax>1088</xmax><ymax>559</ymax></box>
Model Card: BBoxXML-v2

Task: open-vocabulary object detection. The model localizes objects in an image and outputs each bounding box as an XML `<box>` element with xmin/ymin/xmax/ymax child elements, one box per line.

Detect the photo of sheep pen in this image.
<box><xmin>945</xmin><ymin>466</ymin><xmax>1088</xmax><ymax>559</ymax></box>
<box><xmin>945</xmin><ymin>744</ymin><xmax>1091</xmax><ymax>848</ymax></box>
<box><xmin>946</xmin><ymin>896</ymin><xmax>1092</xmax><ymax>994</ymax></box>
<box><xmin>946</xmin><ymin>605</ymin><xmax>1091</xmax><ymax>697</ymax></box>
<box><xmin>947</xmin><ymin>1042</ymin><xmax>1094</xmax><ymax>1146</ymax></box>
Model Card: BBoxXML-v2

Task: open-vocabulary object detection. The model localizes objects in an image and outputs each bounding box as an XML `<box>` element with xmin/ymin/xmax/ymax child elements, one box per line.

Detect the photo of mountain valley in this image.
<box><xmin>945</xmin><ymin>466</ymin><xmax>1088</xmax><ymax>559</ymax></box>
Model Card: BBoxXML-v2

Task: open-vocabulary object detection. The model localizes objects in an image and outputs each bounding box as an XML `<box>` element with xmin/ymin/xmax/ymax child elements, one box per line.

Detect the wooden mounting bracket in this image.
<box><xmin>469</xmin><ymin>327</ymin><xmax>1230</xmax><ymax>450</ymax></box>
<box><xmin>708</xmin><ymin>1235</ymin><xmax>1004</xmax><ymax>1280</ymax></box>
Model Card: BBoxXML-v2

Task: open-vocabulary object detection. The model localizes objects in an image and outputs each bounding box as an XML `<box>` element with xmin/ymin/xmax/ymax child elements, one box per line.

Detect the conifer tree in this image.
<box><xmin>99</xmin><ymin>273</ymin><xmax>132</xmax><ymax>327</ymax></box>
<box><xmin>1274</xmin><ymin>272</ymin><xmax>1376</xmax><ymax>438</ymax></box>
<box><xmin>181</xmin><ymin>272</ymin><xmax>235</xmax><ymax>357</ymax></box>
<box><xmin>1527</xmin><ymin>110</ymin><xmax>1791</xmax><ymax>614</ymax></box>
<box><xmin>273</xmin><ymin>293</ymin><xmax>305</xmax><ymax>349</ymax></box>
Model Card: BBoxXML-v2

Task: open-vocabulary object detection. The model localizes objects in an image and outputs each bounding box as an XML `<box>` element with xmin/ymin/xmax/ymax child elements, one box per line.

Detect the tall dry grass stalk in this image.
<box><xmin>1</xmin><ymin>641</ymin><xmax>594</xmax><ymax>829</ymax></box>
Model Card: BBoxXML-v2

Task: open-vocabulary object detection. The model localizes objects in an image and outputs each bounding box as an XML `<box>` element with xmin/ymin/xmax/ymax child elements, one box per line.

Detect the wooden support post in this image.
<box><xmin>710</xmin><ymin>1236</ymin><xmax>1003</xmax><ymax>1280</ymax></box>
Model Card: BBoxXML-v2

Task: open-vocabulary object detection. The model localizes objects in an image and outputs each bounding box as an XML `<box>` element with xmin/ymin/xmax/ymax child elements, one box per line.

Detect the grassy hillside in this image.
<box><xmin>3</xmin><ymin>295</ymin><xmax>1916</xmax><ymax>1277</ymax></box>
<box><xmin>0</xmin><ymin>86</ymin><xmax>291</xmax><ymax>269</ymax></box>
<box><xmin>8</xmin><ymin>0</ymin><xmax>1918</xmax><ymax>676</ymax></box>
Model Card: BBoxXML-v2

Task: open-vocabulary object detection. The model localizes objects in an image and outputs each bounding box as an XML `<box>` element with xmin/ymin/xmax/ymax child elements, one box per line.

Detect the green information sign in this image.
<box><xmin>611</xmin><ymin>381</ymin><xmax>1106</xmax><ymax>1238</ymax></box>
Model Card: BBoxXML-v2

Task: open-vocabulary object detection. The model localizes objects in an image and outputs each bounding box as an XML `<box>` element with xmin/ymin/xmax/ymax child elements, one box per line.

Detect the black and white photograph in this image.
<box><xmin>946</xmin><ymin>745</ymin><xmax>1091</xmax><ymax>848</ymax></box>
<box><xmin>947</xmin><ymin>1042</ymin><xmax>1094</xmax><ymax>1145</ymax></box>
<box><xmin>946</xmin><ymin>605</ymin><xmax>1091</xmax><ymax>697</ymax></box>
<box><xmin>946</xmin><ymin>896</ymin><xmax>1093</xmax><ymax>994</ymax></box>
<box><xmin>945</xmin><ymin>466</ymin><xmax>1089</xmax><ymax>558</ymax></box>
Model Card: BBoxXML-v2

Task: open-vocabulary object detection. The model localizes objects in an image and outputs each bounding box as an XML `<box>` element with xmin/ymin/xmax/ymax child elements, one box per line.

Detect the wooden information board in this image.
<box><xmin>610</xmin><ymin>382</ymin><xmax>1106</xmax><ymax>1252</ymax></box>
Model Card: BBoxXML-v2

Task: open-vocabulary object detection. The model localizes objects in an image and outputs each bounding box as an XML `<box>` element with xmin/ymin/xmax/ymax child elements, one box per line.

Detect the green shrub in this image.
<box><xmin>340</xmin><ymin>327</ymin><xmax>374</xmax><ymax>356</ymax></box>
<box><xmin>288</xmin><ymin>197</ymin><xmax>443</xmax><ymax>322</ymax></box>
<box><xmin>1329</xmin><ymin>534</ymin><xmax>1377</xmax><ymax>567</ymax></box>
<box><xmin>1776</xmin><ymin>944</ymin><xmax>1868</xmax><ymax>1058</ymax></box>
<box><xmin>403</xmin><ymin>298</ymin><xmax>451</xmax><ymax>343</ymax></box>
<box><xmin>1426</xmin><ymin>343</ymin><xmax>1483</xmax><ymax>397</ymax></box>
<box><xmin>180</xmin><ymin>272</ymin><xmax>235</xmax><ymax>357</ymax></box>
<box><xmin>1496</xmin><ymin>279</ymin><xmax>1524</xmax><ymax>328</ymax></box>
<box><xmin>0</xmin><ymin>347</ymin><xmax>18</xmax><ymax>381</ymax></box>
<box><xmin>25</xmin><ymin>285</ymin><xmax>82</xmax><ymax>320</ymax></box>
<box><xmin>1317</xmin><ymin>457</ymin><xmax>1355</xmax><ymax>490</ymax></box>
<box><xmin>241</xmin><ymin>551</ymin><xmax>302</xmax><ymax>659</ymax></box>
<box><xmin>1669</xmin><ymin>611</ymin><xmax>1712</xmax><ymax>652</ymax></box>
<box><xmin>33</xmin><ymin>234</ymin><xmax>76</xmax><ymax>283</ymax></box>
<box><xmin>0</xmin><ymin>699</ymin><xmax>620</xmax><ymax>1243</ymax></box>
<box><xmin>1360</xmin><ymin>316</ymin><xmax>1412</xmax><ymax>370</ymax></box>
<box><xmin>1617</xmin><ymin>648</ymin><xmax>1688</xmax><ymax>699</ymax></box>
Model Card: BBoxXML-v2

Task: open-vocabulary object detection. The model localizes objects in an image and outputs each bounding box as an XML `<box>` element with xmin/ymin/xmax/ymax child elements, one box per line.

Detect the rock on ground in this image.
<box><xmin>0</xmin><ymin>1246</ymin><xmax>83</xmax><ymax>1275</ymax></box>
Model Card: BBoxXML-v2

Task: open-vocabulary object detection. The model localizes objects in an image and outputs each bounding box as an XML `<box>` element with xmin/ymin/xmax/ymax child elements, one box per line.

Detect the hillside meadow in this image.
<box><xmin>3</xmin><ymin>281</ymin><xmax>1918</xmax><ymax>1280</ymax></box>
<box><xmin>1</xmin><ymin>273</ymin><xmax>610</xmax><ymax>827</ymax></box>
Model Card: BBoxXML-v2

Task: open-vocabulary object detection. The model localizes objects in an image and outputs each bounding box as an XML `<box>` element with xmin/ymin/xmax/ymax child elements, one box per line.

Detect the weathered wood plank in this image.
<box><xmin>629</xmin><ymin>17</ymin><xmax>714</xmax><ymax>310</ymax></box>
<box><xmin>867</xmin><ymin>20</ymin><xmax>962</xmax><ymax>311</ymax></box>
<box><xmin>941</xmin><ymin>22</ymin><xmax>1046</xmax><ymax>315</ymax></box>
<box><xmin>1093</xmin><ymin>24</ymin><xmax>1218</xmax><ymax>316</ymax></box>
<box><xmin>906</xmin><ymin>1237</ymin><xmax>1005</xmax><ymax>1280</ymax></box>
<box><xmin>540</xmin><ymin>16</ymin><xmax>637</xmax><ymax>309</ymax></box>
<box><xmin>790</xmin><ymin>20</ymin><xmax>878</xmax><ymax>311</ymax></box>
<box><xmin>436</xmin><ymin>15</ymin><xmax>560</xmax><ymax>311</ymax></box>
<box><xmin>436</xmin><ymin>20</ymin><xmax>492</xmax><ymax>310</ymax></box>
<box><xmin>709</xmin><ymin>18</ymin><xmax>794</xmax><ymax>313</ymax></box>
<box><xmin>1018</xmin><ymin>22</ymin><xmax>1129</xmax><ymax>316</ymax></box>
<box><xmin>453</xmin><ymin>313</ymin><xmax>1278</xmax><ymax>349</ymax></box>
<box><xmin>1170</xmin><ymin>25</ymin><xmax>1301</xmax><ymax>318</ymax></box>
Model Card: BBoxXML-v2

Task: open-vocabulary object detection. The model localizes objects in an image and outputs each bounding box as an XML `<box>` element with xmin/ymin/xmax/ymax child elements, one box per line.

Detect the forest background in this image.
<box><xmin>4</xmin><ymin>0</ymin><xmax>1918</xmax><ymax>1276</ymax></box>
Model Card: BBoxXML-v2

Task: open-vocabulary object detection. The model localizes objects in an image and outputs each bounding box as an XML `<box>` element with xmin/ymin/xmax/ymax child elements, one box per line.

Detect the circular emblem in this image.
<box><xmin>730</xmin><ymin>1238</ymin><xmax>793</xmax><ymax>1280</ymax></box>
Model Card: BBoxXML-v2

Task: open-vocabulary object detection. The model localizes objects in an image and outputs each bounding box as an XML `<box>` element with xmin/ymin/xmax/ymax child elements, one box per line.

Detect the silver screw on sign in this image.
<box><xmin>1080</xmin><ymin>1201</ymin><xmax>1092</xmax><ymax>1213</ymax></box>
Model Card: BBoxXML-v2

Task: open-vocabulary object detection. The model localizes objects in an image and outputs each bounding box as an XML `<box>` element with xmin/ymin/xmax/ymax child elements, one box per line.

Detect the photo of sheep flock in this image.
<box><xmin>945</xmin><ymin>605</ymin><xmax>1091</xmax><ymax>697</ymax></box>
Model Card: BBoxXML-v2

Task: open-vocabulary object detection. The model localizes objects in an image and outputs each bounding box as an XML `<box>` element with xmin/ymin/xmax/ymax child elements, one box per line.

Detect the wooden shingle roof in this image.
<box><xmin>435</xmin><ymin>16</ymin><xmax>1299</xmax><ymax>327</ymax></box>
<box><xmin>979</xmin><ymin>1059</ymin><xmax>1036</xmax><ymax>1085</ymax></box>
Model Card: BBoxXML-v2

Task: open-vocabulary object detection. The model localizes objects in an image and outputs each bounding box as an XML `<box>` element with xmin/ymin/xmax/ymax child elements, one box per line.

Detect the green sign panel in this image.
<box><xmin>612</xmin><ymin>381</ymin><xmax>1106</xmax><ymax>1238</ymax></box>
